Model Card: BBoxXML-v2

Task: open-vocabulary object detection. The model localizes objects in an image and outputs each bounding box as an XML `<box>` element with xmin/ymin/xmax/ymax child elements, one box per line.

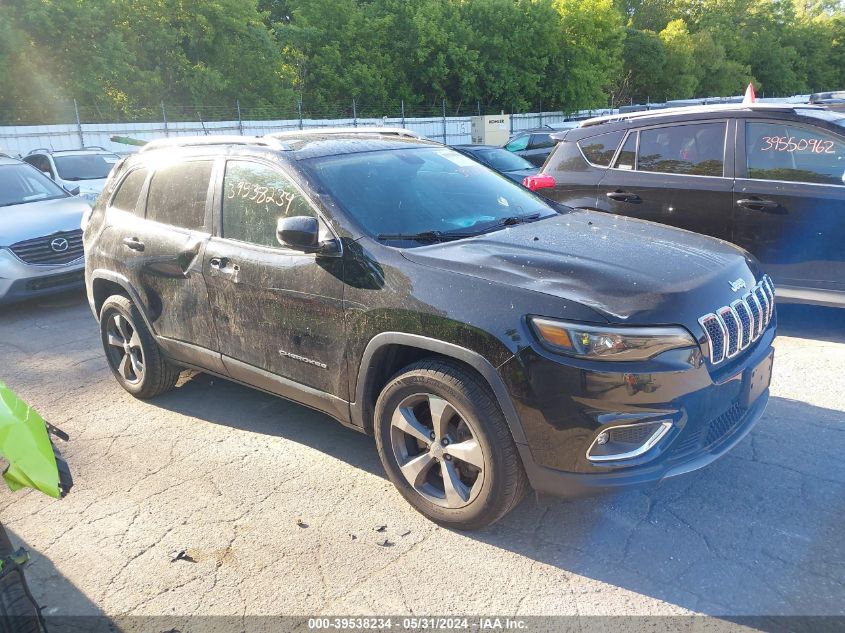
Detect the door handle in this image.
<box><xmin>122</xmin><ymin>237</ymin><xmax>144</xmax><ymax>251</ymax></box>
<box><xmin>606</xmin><ymin>191</ymin><xmax>641</xmax><ymax>203</ymax></box>
<box><xmin>737</xmin><ymin>198</ymin><xmax>780</xmax><ymax>212</ymax></box>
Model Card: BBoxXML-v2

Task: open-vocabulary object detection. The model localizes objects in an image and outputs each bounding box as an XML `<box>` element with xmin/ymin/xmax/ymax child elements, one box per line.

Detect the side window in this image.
<box><xmin>529</xmin><ymin>133</ymin><xmax>554</xmax><ymax>149</ymax></box>
<box><xmin>745</xmin><ymin>122</ymin><xmax>845</xmax><ymax>185</ymax></box>
<box><xmin>638</xmin><ymin>123</ymin><xmax>725</xmax><ymax>176</ymax></box>
<box><xmin>146</xmin><ymin>161</ymin><xmax>213</xmax><ymax>230</ymax></box>
<box><xmin>24</xmin><ymin>155</ymin><xmax>51</xmax><ymax>176</ymax></box>
<box><xmin>111</xmin><ymin>168</ymin><xmax>149</xmax><ymax>214</ymax></box>
<box><xmin>222</xmin><ymin>161</ymin><xmax>315</xmax><ymax>248</ymax></box>
<box><xmin>578</xmin><ymin>131</ymin><xmax>624</xmax><ymax>167</ymax></box>
<box><xmin>613</xmin><ymin>132</ymin><xmax>638</xmax><ymax>170</ymax></box>
<box><xmin>505</xmin><ymin>135</ymin><xmax>529</xmax><ymax>152</ymax></box>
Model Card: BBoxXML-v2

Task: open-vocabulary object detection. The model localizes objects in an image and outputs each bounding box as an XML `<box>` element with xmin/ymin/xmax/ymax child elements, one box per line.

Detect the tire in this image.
<box><xmin>374</xmin><ymin>359</ymin><xmax>528</xmax><ymax>530</ymax></box>
<box><xmin>99</xmin><ymin>295</ymin><xmax>180</xmax><ymax>399</ymax></box>
<box><xmin>0</xmin><ymin>523</ymin><xmax>43</xmax><ymax>633</ymax></box>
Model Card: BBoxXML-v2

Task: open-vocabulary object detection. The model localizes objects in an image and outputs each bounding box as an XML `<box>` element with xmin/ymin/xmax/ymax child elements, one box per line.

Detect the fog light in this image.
<box><xmin>587</xmin><ymin>421</ymin><xmax>672</xmax><ymax>463</ymax></box>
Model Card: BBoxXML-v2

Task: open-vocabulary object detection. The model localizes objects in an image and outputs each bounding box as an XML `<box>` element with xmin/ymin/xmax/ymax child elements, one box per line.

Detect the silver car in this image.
<box><xmin>0</xmin><ymin>156</ymin><xmax>91</xmax><ymax>304</ymax></box>
<box><xmin>22</xmin><ymin>147</ymin><xmax>121</xmax><ymax>207</ymax></box>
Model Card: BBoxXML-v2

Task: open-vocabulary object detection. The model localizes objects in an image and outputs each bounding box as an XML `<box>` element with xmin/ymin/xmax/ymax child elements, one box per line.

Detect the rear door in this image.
<box><xmin>203</xmin><ymin>158</ymin><xmax>348</xmax><ymax>401</ymax></box>
<box><xmin>733</xmin><ymin>119</ymin><xmax>845</xmax><ymax>297</ymax></box>
<box><xmin>111</xmin><ymin>158</ymin><xmax>221</xmax><ymax>369</ymax></box>
<box><xmin>596</xmin><ymin>120</ymin><xmax>735</xmax><ymax>241</ymax></box>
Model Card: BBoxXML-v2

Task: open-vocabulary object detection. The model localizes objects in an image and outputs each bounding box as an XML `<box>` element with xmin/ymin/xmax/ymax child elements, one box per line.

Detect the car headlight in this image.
<box><xmin>529</xmin><ymin>317</ymin><xmax>696</xmax><ymax>361</ymax></box>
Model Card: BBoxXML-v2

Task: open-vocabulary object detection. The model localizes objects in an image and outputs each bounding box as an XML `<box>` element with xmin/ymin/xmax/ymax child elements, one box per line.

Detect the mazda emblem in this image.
<box><xmin>50</xmin><ymin>237</ymin><xmax>69</xmax><ymax>252</ymax></box>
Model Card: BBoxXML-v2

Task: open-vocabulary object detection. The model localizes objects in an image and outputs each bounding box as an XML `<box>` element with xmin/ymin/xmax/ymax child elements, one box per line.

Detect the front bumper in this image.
<box><xmin>501</xmin><ymin>320</ymin><xmax>776</xmax><ymax>497</ymax></box>
<box><xmin>0</xmin><ymin>249</ymin><xmax>85</xmax><ymax>305</ymax></box>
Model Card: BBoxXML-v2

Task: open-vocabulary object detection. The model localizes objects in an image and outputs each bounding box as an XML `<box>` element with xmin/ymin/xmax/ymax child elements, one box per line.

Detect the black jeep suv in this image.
<box><xmin>84</xmin><ymin>129</ymin><xmax>776</xmax><ymax>529</ymax></box>
<box><xmin>526</xmin><ymin>104</ymin><xmax>845</xmax><ymax>308</ymax></box>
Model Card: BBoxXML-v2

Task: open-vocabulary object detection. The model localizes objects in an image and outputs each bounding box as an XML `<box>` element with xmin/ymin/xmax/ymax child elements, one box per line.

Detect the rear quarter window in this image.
<box><xmin>577</xmin><ymin>131</ymin><xmax>624</xmax><ymax>167</ymax></box>
<box><xmin>110</xmin><ymin>168</ymin><xmax>148</xmax><ymax>214</ymax></box>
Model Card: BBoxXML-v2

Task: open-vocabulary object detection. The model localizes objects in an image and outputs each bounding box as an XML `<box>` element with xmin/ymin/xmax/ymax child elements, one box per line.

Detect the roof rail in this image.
<box><xmin>82</xmin><ymin>145</ymin><xmax>109</xmax><ymax>151</ymax></box>
<box><xmin>26</xmin><ymin>148</ymin><xmax>52</xmax><ymax>155</ymax></box>
<box><xmin>139</xmin><ymin>135</ymin><xmax>291</xmax><ymax>153</ymax></box>
<box><xmin>579</xmin><ymin>103</ymin><xmax>826</xmax><ymax>128</ymax></box>
<box><xmin>265</xmin><ymin>126</ymin><xmax>424</xmax><ymax>140</ymax></box>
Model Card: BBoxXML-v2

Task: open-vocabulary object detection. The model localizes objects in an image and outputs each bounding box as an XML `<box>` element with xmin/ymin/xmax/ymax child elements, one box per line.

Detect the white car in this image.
<box><xmin>22</xmin><ymin>147</ymin><xmax>121</xmax><ymax>206</ymax></box>
<box><xmin>0</xmin><ymin>156</ymin><xmax>91</xmax><ymax>304</ymax></box>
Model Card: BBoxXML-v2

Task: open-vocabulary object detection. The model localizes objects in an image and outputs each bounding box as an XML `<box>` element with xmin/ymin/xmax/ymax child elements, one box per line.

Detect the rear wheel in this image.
<box><xmin>374</xmin><ymin>359</ymin><xmax>527</xmax><ymax>530</ymax></box>
<box><xmin>99</xmin><ymin>295</ymin><xmax>180</xmax><ymax>399</ymax></box>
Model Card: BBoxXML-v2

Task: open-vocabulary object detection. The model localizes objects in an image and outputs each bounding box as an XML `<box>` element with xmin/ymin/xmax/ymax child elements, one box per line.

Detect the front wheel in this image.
<box><xmin>374</xmin><ymin>359</ymin><xmax>527</xmax><ymax>530</ymax></box>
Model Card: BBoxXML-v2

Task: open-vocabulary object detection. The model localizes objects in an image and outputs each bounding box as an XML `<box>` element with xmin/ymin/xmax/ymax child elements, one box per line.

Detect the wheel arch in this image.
<box><xmin>90</xmin><ymin>270</ymin><xmax>155</xmax><ymax>334</ymax></box>
<box><xmin>351</xmin><ymin>332</ymin><xmax>528</xmax><ymax>446</ymax></box>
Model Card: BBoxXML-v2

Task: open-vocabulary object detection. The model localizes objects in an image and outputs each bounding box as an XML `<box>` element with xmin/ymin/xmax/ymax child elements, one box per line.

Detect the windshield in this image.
<box><xmin>307</xmin><ymin>147</ymin><xmax>554</xmax><ymax>239</ymax></box>
<box><xmin>0</xmin><ymin>163</ymin><xmax>68</xmax><ymax>207</ymax></box>
<box><xmin>473</xmin><ymin>148</ymin><xmax>534</xmax><ymax>172</ymax></box>
<box><xmin>799</xmin><ymin>108</ymin><xmax>845</xmax><ymax>130</ymax></box>
<box><xmin>54</xmin><ymin>153</ymin><xmax>120</xmax><ymax>180</ymax></box>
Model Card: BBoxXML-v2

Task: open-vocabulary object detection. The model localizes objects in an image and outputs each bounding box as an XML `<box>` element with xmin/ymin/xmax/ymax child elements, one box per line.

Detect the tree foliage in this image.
<box><xmin>1</xmin><ymin>0</ymin><xmax>843</xmax><ymax>124</ymax></box>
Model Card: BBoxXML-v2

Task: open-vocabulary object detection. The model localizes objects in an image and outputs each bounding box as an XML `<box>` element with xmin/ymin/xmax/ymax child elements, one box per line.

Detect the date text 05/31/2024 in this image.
<box><xmin>307</xmin><ymin>617</ymin><xmax>528</xmax><ymax>630</ymax></box>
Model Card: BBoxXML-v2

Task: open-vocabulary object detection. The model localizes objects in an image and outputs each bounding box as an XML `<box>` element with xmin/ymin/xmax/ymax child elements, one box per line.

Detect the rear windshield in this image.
<box><xmin>473</xmin><ymin>148</ymin><xmax>533</xmax><ymax>171</ymax></box>
<box><xmin>54</xmin><ymin>153</ymin><xmax>120</xmax><ymax>181</ymax></box>
<box><xmin>0</xmin><ymin>163</ymin><xmax>68</xmax><ymax>207</ymax></box>
<box><xmin>306</xmin><ymin>147</ymin><xmax>554</xmax><ymax>239</ymax></box>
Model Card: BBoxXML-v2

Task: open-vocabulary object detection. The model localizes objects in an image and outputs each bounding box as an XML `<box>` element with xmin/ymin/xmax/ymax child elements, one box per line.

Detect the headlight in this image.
<box><xmin>529</xmin><ymin>317</ymin><xmax>696</xmax><ymax>361</ymax></box>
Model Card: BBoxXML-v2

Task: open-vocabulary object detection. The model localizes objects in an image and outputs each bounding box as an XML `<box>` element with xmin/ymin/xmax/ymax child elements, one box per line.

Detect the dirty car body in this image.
<box><xmin>83</xmin><ymin>131</ymin><xmax>776</xmax><ymax>527</ymax></box>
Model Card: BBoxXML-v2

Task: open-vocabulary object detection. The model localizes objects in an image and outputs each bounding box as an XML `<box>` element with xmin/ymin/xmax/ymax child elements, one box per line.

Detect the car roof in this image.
<box><xmin>0</xmin><ymin>155</ymin><xmax>23</xmax><ymax>166</ymax></box>
<box><xmin>131</xmin><ymin>132</ymin><xmax>443</xmax><ymax>164</ymax></box>
<box><xmin>577</xmin><ymin>103</ymin><xmax>827</xmax><ymax>129</ymax></box>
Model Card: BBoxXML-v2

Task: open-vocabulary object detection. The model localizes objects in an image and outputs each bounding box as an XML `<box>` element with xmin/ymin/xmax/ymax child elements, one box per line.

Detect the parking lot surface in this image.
<box><xmin>1</xmin><ymin>292</ymin><xmax>843</xmax><ymax>623</ymax></box>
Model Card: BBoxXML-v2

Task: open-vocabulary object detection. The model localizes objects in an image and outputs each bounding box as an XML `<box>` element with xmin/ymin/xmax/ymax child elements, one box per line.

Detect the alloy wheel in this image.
<box><xmin>105</xmin><ymin>313</ymin><xmax>145</xmax><ymax>385</ymax></box>
<box><xmin>389</xmin><ymin>393</ymin><xmax>485</xmax><ymax>509</ymax></box>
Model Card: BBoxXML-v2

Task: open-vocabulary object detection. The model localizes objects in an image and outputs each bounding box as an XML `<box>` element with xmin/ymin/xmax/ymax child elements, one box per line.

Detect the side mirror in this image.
<box><xmin>276</xmin><ymin>216</ymin><xmax>319</xmax><ymax>251</ymax></box>
<box><xmin>65</xmin><ymin>185</ymin><xmax>80</xmax><ymax>196</ymax></box>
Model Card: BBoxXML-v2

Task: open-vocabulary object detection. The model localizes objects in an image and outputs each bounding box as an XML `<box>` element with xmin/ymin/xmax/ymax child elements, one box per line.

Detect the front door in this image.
<box><xmin>203</xmin><ymin>158</ymin><xmax>348</xmax><ymax>400</ymax></box>
<box><xmin>734</xmin><ymin>119</ymin><xmax>845</xmax><ymax>297</ymax></box>
<box><xmin>596</xmin><ymin>121</ymin><xmax>735</xmax><ymax>242</ymax></box>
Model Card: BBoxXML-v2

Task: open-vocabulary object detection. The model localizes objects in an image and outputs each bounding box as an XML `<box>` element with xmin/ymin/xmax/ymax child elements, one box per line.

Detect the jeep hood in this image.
<box><xmin>0</xmin><ymin>197</ymin><xmax>88</xmax><ymax>246</ymax></box>
<box><xmin>402</xmin><ymin>210</ymin><xmax>760</xmax><ymax>325</ymax></box>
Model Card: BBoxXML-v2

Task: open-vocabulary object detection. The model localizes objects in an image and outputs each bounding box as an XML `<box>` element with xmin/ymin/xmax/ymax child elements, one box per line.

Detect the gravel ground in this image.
<box><xmin>1</xmin><ymin>291</ymin><xmax>843</xmax><ymax>627</ymax></box>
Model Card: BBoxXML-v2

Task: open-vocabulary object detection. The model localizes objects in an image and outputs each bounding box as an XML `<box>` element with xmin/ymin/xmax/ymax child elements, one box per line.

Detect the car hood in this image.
<box><xmin>0</xmin><ymin>197</ymin><xmax>88</xmax><ymax>245</ymax></box>
<box><xmin>73</xmin><ymin>178</ymin><xmax>108</xmax><ymax>194</ymax></box>
<box><xmin>402</xmin><ymin>210</ymin><xmax>760</xmax><ymax>326</ymax></box>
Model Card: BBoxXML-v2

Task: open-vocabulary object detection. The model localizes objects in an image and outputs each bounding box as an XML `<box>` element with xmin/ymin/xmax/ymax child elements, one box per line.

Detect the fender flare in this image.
<box><xmin>351</xmin><ymin>332</ymin><xmax>528</xmax><ymax>445</ymax></box>
<box><xmin>89</xmin><ymin>269</ymin><xmax>156</xmax><ymax>335</ymax></box>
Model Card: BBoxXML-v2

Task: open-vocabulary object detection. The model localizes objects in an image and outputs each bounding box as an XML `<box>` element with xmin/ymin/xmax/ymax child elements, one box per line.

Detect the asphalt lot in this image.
<box><xmin>1</xmin><ymin>291</ymin><xmax>843</xmax><ymax>626</ymax></box>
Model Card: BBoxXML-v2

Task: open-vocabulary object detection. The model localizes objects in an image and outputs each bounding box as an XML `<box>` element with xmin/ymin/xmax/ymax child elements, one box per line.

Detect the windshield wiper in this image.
<box><xmin>376</xmin><ymin>230</ymin><xmax>474</xmax><ymax>242</ymax></box>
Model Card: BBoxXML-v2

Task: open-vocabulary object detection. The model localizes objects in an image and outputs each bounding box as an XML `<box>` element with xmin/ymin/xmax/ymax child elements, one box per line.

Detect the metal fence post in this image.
<box><xmin>161</xmin><ymin>102</ymin><xmax>169</xmax><ymax>137</ymax></box>
<box><xmin>352</xmin><ymin>99</ymin><xmax>357</xmax><ymax>127</ymax></box>
<box><xmin>441</xmin><ymin>99</ymin><xmax>447</xmax><ymax>144</ymax></box>
<box><xmin>539</xmin><ymin>99</ymin><xmax>543</xmax><ymax>128</ymax></box>
<box><xmin>401</xmin><ymin>100</ymin><xmax>405</xmax><ymax>128</ymax></box>
<box><xmin>73</xmin><ymin>99</ymin><xmax>84</xmax><ymax>148</ymax></box>
<box><xmin>236</xmin><ymin>99</ymin><xmax>243</xmax><ymax>135</ymax></box>
<box><xmin>510</xmin><ymin>106</ymin><xmax>514</xmax><ymax>135</ymax></box>
<box><xmin>298</xmin><ymin>96</ymin><xmax>303</xmax><ymax>130</ymax></box>
<box><xmin>477</xmin><ymin>101</ymin><xmax>481</xmax><ymax>116</ymax></box>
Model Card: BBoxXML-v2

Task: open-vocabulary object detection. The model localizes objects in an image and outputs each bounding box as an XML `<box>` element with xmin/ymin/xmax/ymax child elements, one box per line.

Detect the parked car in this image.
<box><xmin>526</xmin><ymin>103</ymin><xmax>845</xmax><ymax>308</ymax></box>
<box><xmin>23</xmin><ymin>147</ymin><xmax>121</xmax><ymax>206</ymax></box>
<box><xmin>0</xmin><ymin>157</ymin><xmax>90</xmax><ymax>304</ymax></box>
<box><xmin>809</xmin><ymin>91</ymin><xmax>845</xmax><ymax>113</ymax></box>
<box><xmin>84</xmin><ymin>129</ymin><xmax>775</xmax><ymax>529</ymax></box>
<box><xmin>503</xmin><ymin>123</ymin><xmax>579</xmax><ymax>166</ymax></box>
<box><xmin>451</xmin><ymin>144</ymin><xmax>538</xmax><ymax>182</ymax></box>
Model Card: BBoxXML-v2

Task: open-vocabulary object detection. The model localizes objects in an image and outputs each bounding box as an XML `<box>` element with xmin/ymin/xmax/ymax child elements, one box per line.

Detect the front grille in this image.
<box><xmin>10</xmin><ymin>229</ymin><xmax>84</xmax><ymax>265</ymax></box>
<box><xmin>698</xmin><ymin>275</ymin><xmax>774</xmax><ymax>365</ymax></box>
<box><xmin>704</xmin><ymin>402</ymin><xmax>747</xmax><ymax>447</ymax></box>
<box><xmin>25</xmin><ymin>270</ymin><xmax>84</xmax><ymax>291</ymax></box>
<box><xmin>608</xmin><ymin>423</ymin><xmax>658</xmax><ymax>445</ymax></box>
